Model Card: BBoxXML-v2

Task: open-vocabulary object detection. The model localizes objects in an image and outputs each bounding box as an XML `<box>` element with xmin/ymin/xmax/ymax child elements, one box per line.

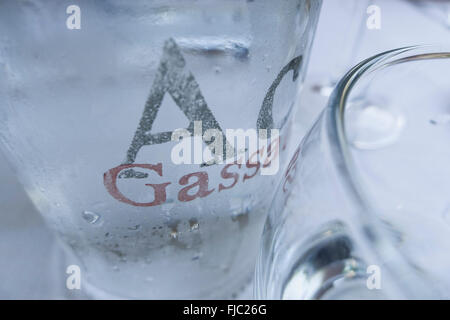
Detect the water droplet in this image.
<box><xmin>128</xmin><ymin>224</ymin><xmax>141</xmax><ymax>231</ymax></box>
<box><xmin>213</xmin><ymin>66</ymin><xmax>221</xmax><ymax>74</ymax></box>
<box><xmin>229</xmin><ymin>196</ymin><xmax>252</xmax><ymax>218</ymax></box>
<box><xmin>81</xmin><ymin>211</ymin><xmax>102</xmax><ymax>226</ymax></box>
<box><xmin>162</xmin><ymin>199</ymin><xmax>175</xmax><ymax>213</ymax></box>
<box><xmin>145</xmin><ymin>277</ymin><xmax>154</xmax><ymax>282</ymax></box>
<box><xmin>189</xmin><ymin>218</ymin><xmax>199</xmax><ymax>231</ymax></box>
<box><xmin>347</xmin><ymin>101</ymin><xmax>405</xmax><ymax>150</ymax></box>
<box><xmin>311</xmin><ymin>83</ymin><xmax>334</xmax><ymax>97</ymax></box>
<box><xmin>430</xmin><ymin>114</ymin><xmax>450</xmax><ymax>126</ymax></box>
<box><xmin>112</xmin><ymin>265</ymin><xmax>119</xmax><ymax>272</ymax></box>
<box><xmin>192</xmin><ymin>252</ymin><xmax>203</xmax><ymax>261</ymax></box>
<box><xmin>170</xmin><ymin>229</ymin><xmax>178</xmax><ymax>239</ymax></box>
<box><xmin>221</xmin><ymin>264</ymin><xmax>230</xmax><ymax>272</ymax></box>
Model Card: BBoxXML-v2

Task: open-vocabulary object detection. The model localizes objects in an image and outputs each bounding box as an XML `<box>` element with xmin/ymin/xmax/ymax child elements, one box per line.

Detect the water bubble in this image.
<box><xmin>128</xmin><ymin>224</ymin><xmax>141</xmax><ymax>231</ymax></box>
<box><xmin>430</xmin><ymin>114</ymin><xmax>450</xmax><ymax>126</ymax></box>
<box><xmin>346</xmin><ymin>100</ymin><xmax>405</xmax><ymax>150</ymax></box>
<box><xmin>81</xmin><ymin>211</ymin><xmax>103</xmax><ymax>226</ymax></box>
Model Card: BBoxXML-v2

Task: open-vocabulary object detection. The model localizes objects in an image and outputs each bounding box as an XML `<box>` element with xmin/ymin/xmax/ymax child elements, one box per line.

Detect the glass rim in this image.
<box><xmin>327</xmin><ymin>45</ymin><xmax>450</xmax><ymax>218</ymax></box>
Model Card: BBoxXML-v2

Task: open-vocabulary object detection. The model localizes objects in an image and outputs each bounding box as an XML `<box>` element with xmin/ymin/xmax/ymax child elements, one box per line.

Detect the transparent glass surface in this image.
<box><xmin>0</xmin><ymin>0</ymin><xmax>321</xmax><ymax>299</ymax></box>
<box><xmin>406</xmin><ymin>0</ymin><xmax>450</xmax><ymax>29</ymax></box>
<box><xmin>256</xmin><ymin>46</ymin><xmax>450</xmax><ymax>299</ymax></box>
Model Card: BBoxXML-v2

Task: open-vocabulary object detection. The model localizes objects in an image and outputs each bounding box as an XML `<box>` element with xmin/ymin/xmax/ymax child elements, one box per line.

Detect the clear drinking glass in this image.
<box><xmin>255</xmin><ymin>46</ymin><xmax>450</xmax><ymax>299</ymax></box>
<box><xmin>310</xmin><ymin>0</ymin><xmax>369</xmax><ymax>97</ymax></box>
<box><xmin>0</xmin><ymin>1</ymin><xmax>321</xmax><ymax>298</ymax></box>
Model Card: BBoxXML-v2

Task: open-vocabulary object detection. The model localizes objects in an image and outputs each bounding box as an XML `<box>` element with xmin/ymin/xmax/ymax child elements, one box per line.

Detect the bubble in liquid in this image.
<box><xmin>347</xmin><ymin>101</ymin><xmax>405</xmax><ymax>150</ymax></box>
<box><xmin>81</xmin><ymin>211</ymin><xmax>102</xmax><ymax>226</ymax></box>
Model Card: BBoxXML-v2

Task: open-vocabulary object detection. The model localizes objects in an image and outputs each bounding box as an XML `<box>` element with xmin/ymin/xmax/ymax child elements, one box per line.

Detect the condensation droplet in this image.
<box><xmin>229</xmin><ymin>196</ymin><xmax>252</xmax><ymax>219</ymax></box>
<box><xmin>189</xmin><ymin>218</ymin><xmax>199</xmax><ymax>231</ymax></box>
<box><xmin>311</xmin><ymin>83</ymin><xmax>334</xmax><ymax>97</ymax></box>
<box><xmin>347</xmin><ymin>101</ymin><xmax>405</xmax><ymax>150</ymax></box>
<box><xmin>430</xmin><ymin>114</ymin><xmax>450</xmax><ymax>126</ymax></box>
<box><xmin>221</xmin><ymin>264</ymin><xmax>230</xmax><ymax>272</ymax></box>
<box><xmin>213</xmin><ymin>66</ymin><xmax>221</xmax><ymax>74</ymax></box>
<box><xmin>112</xmin><ymin>265</ymin><xmax>119</xmax><ymax>272</ymax></box>
<box><xmin>192</xmin><ymin>252</ymin><xmax>203</xmax><ymax>261</ymax></box>
<box><xmin>162</xmin><ymin>199</ymin><xmax>175</xmax><ymax>213</ymax></box>
<box><xmin>170</xmin><ymin>230</ymin><xmax>178</xmax><ymax>239</ymax></box>
<box><xmin>128</xmin><ymin>224</ymin><xmax>141</xmax><ymax>231</ymax></box>
<box><xmin>81</xmin><ymin>211</ymin><xmax>102</xmax><ymax>226</ymax></box>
